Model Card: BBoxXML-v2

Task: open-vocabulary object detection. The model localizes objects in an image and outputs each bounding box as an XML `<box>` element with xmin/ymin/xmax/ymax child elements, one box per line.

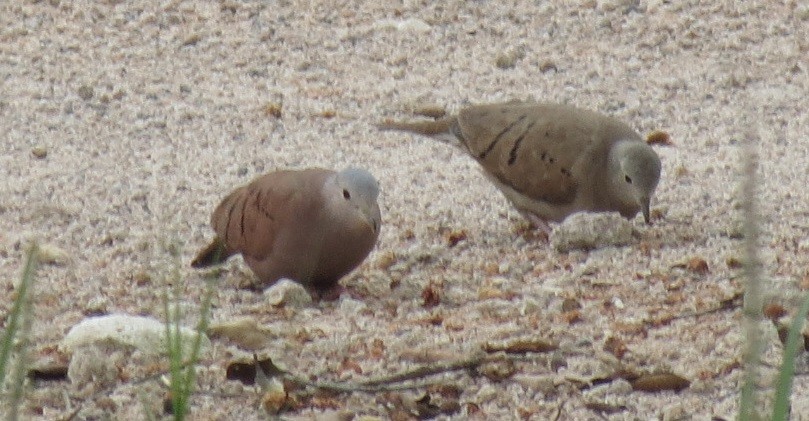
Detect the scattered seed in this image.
<box><xmin>646</xmin><ymin>130</ymin><xmax>673</xmax><ymax>146</ymax></box>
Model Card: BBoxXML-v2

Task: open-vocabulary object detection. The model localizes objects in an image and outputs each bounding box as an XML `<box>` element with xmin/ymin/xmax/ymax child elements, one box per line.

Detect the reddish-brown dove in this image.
<box><xmin>192</xmin><ymin>168</ymin><xmax>381</xmax><ymax>293</ymax></box>
<box><xmin>379</xmin><ymin>102</ymin><xmax>661</xmax><ymax>233</ymax></box>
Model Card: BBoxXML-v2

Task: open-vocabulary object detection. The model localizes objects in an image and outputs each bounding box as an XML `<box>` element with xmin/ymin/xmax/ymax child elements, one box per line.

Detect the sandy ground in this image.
<box><xmin>2</xmin><ymin>0</ymin><xmax>809</xmax><ymax>419</ymax></box>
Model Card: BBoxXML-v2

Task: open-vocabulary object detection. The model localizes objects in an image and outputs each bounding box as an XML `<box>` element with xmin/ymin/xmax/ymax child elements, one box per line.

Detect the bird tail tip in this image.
<box><xmin>191</xmin><ymin>237</ymin><xmax>230</xmax><ymax>268</ymax></box>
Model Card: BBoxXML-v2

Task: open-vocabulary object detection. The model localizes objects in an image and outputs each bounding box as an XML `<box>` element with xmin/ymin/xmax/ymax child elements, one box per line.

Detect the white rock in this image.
<box><xmin>38</xmin><ymin>243</ymin><xmax>70</xmax><ymax>265</ymax></box>
<box><xmin>263</xmin><ymin>279</ymin><xmax>312</xmax><ymax>307</ymax></box>
<box><xmin>375</xmin><ymin>18</ymin><xmax>431</xmax><ymax>33</ymax></box>
<box><xmin>60</xmin><ymin>314</ymin><xmax>210</xmax><ymax>356</ymax></box>
<box><xmin>550</xmin><ymin>212</ymin><xmax>633</xmax><ymax>252</ymax></box>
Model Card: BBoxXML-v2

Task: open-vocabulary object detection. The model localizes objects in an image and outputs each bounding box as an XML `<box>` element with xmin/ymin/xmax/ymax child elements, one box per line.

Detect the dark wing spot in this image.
<box><xmin>224</xmin><ymin>195</ymin><xmax>240</xmax><ymax>243</ymax></box>
<box><xmin>540</xmin><ymin>151</ymin><xmax>547</xmax><ymax>161</ymax></box>
<box><xmin>507</xmin><ymin>122</ymin><xmax>535</xmax><ymax>165</ymax></box>
<box><xmin>343</xmin><ymin>189</ymin><xmax>351</xmax><ymax>200</ymax></box>
<box><xmin>561</xmin><ymin>168</ymin><xmax>571</xmax><ymax>177</ymax></box>
<box><xmin>479</xmin><ymin>114</ymin><xmax>527</xmax><ymax>160</ymax></box>
<box><xmin>548</xmin><ymin>157</ymin><xmax>555</xmax><ymax>164</ymax></box>
<box><xmin>239</xmin><ymin>190</ymin><xmax>250</xmax><ymax>237</ymax></box>
<box><xmin>254</xmin><ymin>190</ymin><xmax>274</xmax><ymax>220</ymax></box>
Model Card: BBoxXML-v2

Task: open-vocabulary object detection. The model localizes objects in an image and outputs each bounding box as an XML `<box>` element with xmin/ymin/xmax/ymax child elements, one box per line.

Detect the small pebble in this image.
<box><xmin>539</xmin><ymin>60</ymin><xmax>558</xmax><ymax>73</ymax></box>
<box><xmin>263</xmin><ymin>279</ymin><xmax>312</xmax><ymax>307</ymax></box>
<box><xmin>38</xmin><ymin>243</ymin><xmax>70</xmax><ymax>266</ymax></box>
<box><xmin>31</xmin><ymin>146</ymin><xmax>48</xmax><ymax>159</ymax></box>
<box><xmin>77</xmin><ymin>85</ymin><xmax>94</xmax><ymax>100</ymax></box>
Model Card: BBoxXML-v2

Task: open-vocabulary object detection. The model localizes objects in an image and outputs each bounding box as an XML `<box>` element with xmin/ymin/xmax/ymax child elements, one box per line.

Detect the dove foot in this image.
<box><xmin>520</xmin><ymin>212</ymin><xmax>553</xmax><ymax>240</ymax></box>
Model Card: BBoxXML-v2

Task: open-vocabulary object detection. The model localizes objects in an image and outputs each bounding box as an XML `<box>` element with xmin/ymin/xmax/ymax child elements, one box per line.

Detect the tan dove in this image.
<box><xmin>379</xmin><ymin>101</ymin><xmax>661</xmax><ymax>233</ymax></box>
<box><xmin>192</xmin><ymin>168</ymin><xmax>381</xmax><ymax>293</ymax></box>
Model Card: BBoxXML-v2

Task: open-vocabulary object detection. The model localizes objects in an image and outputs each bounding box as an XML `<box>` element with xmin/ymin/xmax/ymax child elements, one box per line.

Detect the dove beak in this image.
<box><xmin>641</xmin><ymin>197</ymin><xmax>652</xmax><ymax>224</ymax></box>
<box><xmin>359</xmin><ymin>206</ymin><xmax>381</xmax><ymax>234</ymax></box>
<box><xmin>367</xmin><ymin>216</ymin><xmax>379</xmax><ymax>233</ymax></box>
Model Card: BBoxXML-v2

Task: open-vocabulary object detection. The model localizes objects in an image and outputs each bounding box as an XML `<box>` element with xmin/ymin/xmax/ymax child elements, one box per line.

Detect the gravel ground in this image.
<box><xmin>2</xmin><ymin>0</ymin><xmax>809</xmax><ymax>419</ymax></box>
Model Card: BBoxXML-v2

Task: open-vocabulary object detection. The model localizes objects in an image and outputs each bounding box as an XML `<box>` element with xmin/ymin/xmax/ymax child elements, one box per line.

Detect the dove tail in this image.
<box><xmin>377</xmin><ymin>117</ymin><xmax>457</xmax><ymax>136</ymax></box>
<box><xmin>191</xmin><ymin>237</ymin><xmax>232</xmax><ymax>268</ymax></box>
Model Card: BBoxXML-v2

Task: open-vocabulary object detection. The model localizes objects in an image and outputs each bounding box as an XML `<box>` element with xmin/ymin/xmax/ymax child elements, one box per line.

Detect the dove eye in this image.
<box><xmin>343</xmin><ymin>189</ymin><xmax>351</xmax><ymax>200</ymax></box>
<box><xmin>624</xmin><ymin>175</ymin><xmax>632</xmax><ymax>184</ymax></box>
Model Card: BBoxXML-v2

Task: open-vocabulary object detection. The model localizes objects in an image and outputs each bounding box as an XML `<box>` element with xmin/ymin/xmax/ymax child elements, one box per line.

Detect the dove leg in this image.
<box><xmin>520</xmin><ymin>211</ymin><xmax>554</xmax><ymax>237</ymax></box>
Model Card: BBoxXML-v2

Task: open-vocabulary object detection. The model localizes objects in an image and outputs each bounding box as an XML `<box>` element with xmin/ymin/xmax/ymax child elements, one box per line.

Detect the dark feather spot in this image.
<box><xmin>479</xmin><ymin>115</ymin><xmax>527</xmax><ymax>159</ymax></box>
<box><xmin>239</xmin><ymin>192</ymin><xmax>250</xmax><ymax>237</ymax></box>
<box><xmin>254</xmin><ymin>190</ymin><xmax>274</xmax><ymax>220</ymax></box>
<box><xmin>224</xmin><ymin>196</ymin><xmax>240</xmax><ymax>243</ymax></box>
<box><xmin>343</xmin><ymin>189</ymin><xmax>351</xmax><ymax>199</ymax></box>
<box><xmin>507</xmin><ymin>122</ymin><xmax>535</xmax><ymax>165</ymax></box>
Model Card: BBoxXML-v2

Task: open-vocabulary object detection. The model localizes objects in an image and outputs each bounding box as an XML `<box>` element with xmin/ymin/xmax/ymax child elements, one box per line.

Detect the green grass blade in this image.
<box><xmin>1</xmin><ymin>244</ymin><xmax>39</xmax><ymax>421</ymax></box>
<box><xmin>738</xmin><ymin>135</ymin><xmax>764</xmax><ymax>421</ymax></box>
<box><xmin>0</xmin><ymin>244</ymin><xmax>39</xmax><ymax>384</ymax></box>
<box><xmin>771</xmin><ymin>292</ymin><xmax>809</xmax><ymax>420</ymax></box>
<box><xmin>162</xmin><ymin>245</ymin><xmax>216</xmax><ymax>421</ymax></box>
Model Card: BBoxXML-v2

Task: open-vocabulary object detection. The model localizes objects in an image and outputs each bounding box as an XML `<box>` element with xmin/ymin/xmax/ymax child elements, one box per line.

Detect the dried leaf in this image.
<box><xmin>443</xmin><ymin>229</ymin><xmax>467</xmax><ymax>247</ymax></box>
<box><xmin>631</xmin><ymin>373</ymin><xmax>690</xmax><ymax>392</ymax></box>
<box><xmin>603</xmin><ymin>336</ymin><xmax>628</xmax><ymax>359</ymax></box>
<box><xmin>422</xmin><ymin>280</ymin><xmax>442</xmax><ymax>307</ymax></box>
<box><xmin>483</xmin><ymin>337</ymin><xmax>558</xmax><ymax>354</ymax></box>
<box><xmin>685</xmin><ymin>257</ymin><xmax>710</xmax><ymax>274</ymax></box>
<box><xmin>763</xmin><ymin>303</ymin><xmax>788</xmax><ymax>321</ymax></box>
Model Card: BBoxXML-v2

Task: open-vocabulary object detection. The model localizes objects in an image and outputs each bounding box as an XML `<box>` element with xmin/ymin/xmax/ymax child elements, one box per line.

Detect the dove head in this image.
<box><xmin>328</xmin><ymin>168</ymin><xmax>381</xmax><ymax>233</ymax></box>
<box><xmin>610</xmin><ymin>141</ymin><xmax>661</xmax><ymax>224</ymax></box>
